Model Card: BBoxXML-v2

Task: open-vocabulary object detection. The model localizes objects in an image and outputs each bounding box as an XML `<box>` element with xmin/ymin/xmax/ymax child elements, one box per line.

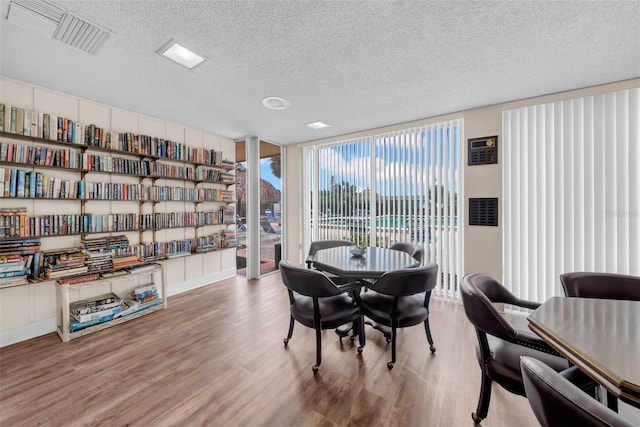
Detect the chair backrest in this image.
<box><xmin>460</xmin><ymin>273</ymin><xmax>520</xmax><ymax>342</ymax></box>
<box><xmin>369</xmin><ymin>262</ymin><xmax>438</xmax><ymax>297</ymax></box>
<box><xmin>306</xmin><ymin>240</ymin><xmax>355</xmax><ymax>265</ymax></box>
<box><xmin>279</xmin><ymin>260</ymin><xmax>343</xmax><ymax>298</ymax></box>
<box><xmin>560</xmin><ymin>272</ymin><xmax>640</xmax><ymax>301</ymax></box>
<box><xmin>521</xmin><ymin>356</ymin><xmax>636</xmax><ymax>427</ymax></box>
<box><xmin>389</xmin><ymin>242</ymin><xmax>424</xmax><ymax>263</ymax></box>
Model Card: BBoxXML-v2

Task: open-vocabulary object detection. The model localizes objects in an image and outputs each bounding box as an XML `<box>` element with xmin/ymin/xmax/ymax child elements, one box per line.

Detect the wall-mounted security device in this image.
<box><xmin>468</xmin><ymin>136</ymin><xmax>498</xmax><ymax>165</ymax></box>
<box><xmin>469</xmin><ymin>198</ymin><xmax>499</xmax><ymax>226</ymax></box>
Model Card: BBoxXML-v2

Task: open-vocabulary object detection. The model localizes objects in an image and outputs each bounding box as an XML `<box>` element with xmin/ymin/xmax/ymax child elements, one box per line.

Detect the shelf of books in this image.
<box><xmin>56</xmin><ymin>262</ymin><xmax>166</xmax><ymax>342</ymax></box>
<box><xmin>0</xmin><ymin>101</ymin><xmax>238</xmax><ymax>271</ymax></box>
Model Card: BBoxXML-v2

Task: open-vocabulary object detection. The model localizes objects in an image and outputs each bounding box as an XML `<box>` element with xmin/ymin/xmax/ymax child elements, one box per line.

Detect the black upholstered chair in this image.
<box><xmin>521</xmin><ymin>356</ymin><xmax>636</xmax><ymax>427</ymax></box>
<box><xmin>389</xmin><ymin>242</ymin><xmax>424</xmax><ymax>264</ymax></box>
<box><xmin>305</xmin><ymin>239</ymin><xmax>355</xmax><ymax>268</ymax></box>
<box><xmin>560</xmin><ymin>272</ymin><xmax>640</xmax><ymax>301</ymax></box>
<box><xmin>355</xmin><ymin>262</ymin><xmax>438</xmax><ymax>369</ymax></box>
<box><xmin>279</xmin><ymin>260</ymin><xmax>364</xmax><ymax>373</ymax></box>
<box><xmin>460</xmin><ymin>273</ymin><xmax>593</xmax><ymax>424</ymax></box>
<box><xmin>306</xmin><ymin>240</ymin><xmax>355</xmax><ymax>284</ymax></box>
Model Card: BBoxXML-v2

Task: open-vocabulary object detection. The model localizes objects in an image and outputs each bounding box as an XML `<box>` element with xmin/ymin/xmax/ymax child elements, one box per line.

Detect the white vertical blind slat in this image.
<box><xmin>583</xmin><ymin>97</ymin><xmax>595</xmax><ymax>271</ymax></box>
<box><xmin>574</xmin><ymin>99</ymin><xmax>585</xmax><ymax>271</ymax></box>
<box><xmin>616</xmin><ymin>91</ymin><xmax>629</xmax><ymax>272</ymax></box>
<box><xmin>629</xmin><ymin>89</ymin><xmax>640</xmax><ymax>275</ymax></box>
<box><xmin>604</xmin><ymin>93</ymin><xmax>617</xmax><ymax>271</ymax></box>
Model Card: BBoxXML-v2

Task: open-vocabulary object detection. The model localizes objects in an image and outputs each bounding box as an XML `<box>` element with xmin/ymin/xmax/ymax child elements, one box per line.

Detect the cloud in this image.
<box><xmin>318</xmin><ymin>146</ymin><xmax>384</xmax><ymax>184</ymax></box>
<box><xmin>317</xmin><ymin>139</ymin><xmax>459</xmax><ymax>194</ymax></box>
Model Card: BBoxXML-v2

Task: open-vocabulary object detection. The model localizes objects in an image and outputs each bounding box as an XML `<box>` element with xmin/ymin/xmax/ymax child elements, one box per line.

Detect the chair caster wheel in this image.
<box><xmin>350</xmin><ymin>335</ymin><xmax>356</xmax><ymax>342</ymax></box>
<box><xmin>387</xmin><ymin>362</ymin><xmax>394</xmax><ymax>369</ymax></box>
<box><xmin>471</xmin><ymin>412</ymin><xmax>483</xmax><ymax>424</ymax></box>
<box><xmin>312</xmin><ymin>365</ymin><xmax>319</xmax><ymax>373</ymax></box>
<box><xmin>430</xmin><ymin>345</ymin><xmax>436</xmax><ymax>353</ymax></box>
<box><xmin>357</xmin><ymin>346</ymin><xmax>363</xmax><ymax>353</ymax></box>
<box><xmin>385</xmin><ymin>336</ymin><xmax>392</xmax><ymax>343</ymax></box>
<box><xmin>283</xmin><ymin>338</ymin><xmax>289</xmax><ymax>345</ymax></box>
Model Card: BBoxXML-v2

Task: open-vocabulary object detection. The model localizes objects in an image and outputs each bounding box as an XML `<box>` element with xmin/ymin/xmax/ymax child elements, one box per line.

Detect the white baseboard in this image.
<box><xmin>0</xmin><ymin>317</ymin><xmax>57</xmax><ymax>348</ymax></box>
<box><xmin>167</xmin><ymin>268</ymin><xmax>236</xmax><ymax>297</ymax></box>
<box><xmin>0</xmin><ymin>269</ymin><xmax>237</xmax><ymax>347</ymax></box>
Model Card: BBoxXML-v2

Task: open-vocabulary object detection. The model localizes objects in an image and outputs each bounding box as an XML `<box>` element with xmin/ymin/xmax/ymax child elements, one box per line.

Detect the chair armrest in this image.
<box><xmin>512</xmin><ymin>298</ymin><xmax>540</xmax><ymax>310</ymax></box>
<box><xmin>337</xmin><ymin>281</ymin><xmax>365</xmax><ymax>293</ymax></box>
<box><xmin>514</xmin><ymin>329</ymin><xmax>561</xmax><ymax>356</ymax></box>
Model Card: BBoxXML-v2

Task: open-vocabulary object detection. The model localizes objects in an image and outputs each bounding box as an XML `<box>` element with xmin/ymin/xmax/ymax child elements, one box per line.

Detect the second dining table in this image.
<box><xmin>528</xmin><ymin>296</ymin><xmax>640</xmax><ymax>410</ymax></box>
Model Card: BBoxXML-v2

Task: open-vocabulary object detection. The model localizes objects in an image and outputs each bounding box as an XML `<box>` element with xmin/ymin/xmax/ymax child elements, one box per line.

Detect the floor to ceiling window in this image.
<box><xmin>235</xmin><ymin>139</ymin><xmax>282</xmax><ymax>276</ymax></box>
<box><xmin>303</xmin><ymin>119</ymin><xmax>463</xmax><ymax>296</ymax></box>
<box><xmin>259</xmin><ymin>141</ymin><xmax>282</xmax><ymax>275</ymax></box>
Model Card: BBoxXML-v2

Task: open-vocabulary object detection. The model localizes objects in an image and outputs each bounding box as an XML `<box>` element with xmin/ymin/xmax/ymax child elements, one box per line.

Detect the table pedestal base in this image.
<box><xmin>335</xmin><ymin>320</ymin><xmax>391</xmax><ymax>342</ymax></box>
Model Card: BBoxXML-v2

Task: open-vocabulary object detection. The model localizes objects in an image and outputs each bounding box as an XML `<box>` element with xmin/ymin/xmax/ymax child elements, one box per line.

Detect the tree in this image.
<box><xmin>269</xmin><ymin>156</ymin><xmax>281</xmax><ymax>178</ymax></box>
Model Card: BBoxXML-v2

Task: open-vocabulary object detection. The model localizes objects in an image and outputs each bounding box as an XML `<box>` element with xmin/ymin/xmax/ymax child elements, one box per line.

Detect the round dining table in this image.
<box><xmin>310</xmin><ymin>246</ymin><xmax>420</xmax><ymax>279</ymax></box>
<box><xmin>310</xmin><ymin>245</ymin><xmax>421</xmax><ymax>340</ymax></box>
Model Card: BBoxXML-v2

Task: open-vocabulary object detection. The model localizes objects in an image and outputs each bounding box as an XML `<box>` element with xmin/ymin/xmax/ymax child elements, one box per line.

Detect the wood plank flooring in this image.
<box><xmin>1</xmin><ymin>273</ymin><xmax>541</xmax><ymax>426</ymax></box>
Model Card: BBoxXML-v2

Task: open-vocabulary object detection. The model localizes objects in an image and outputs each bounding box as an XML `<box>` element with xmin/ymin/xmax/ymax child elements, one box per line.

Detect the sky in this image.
<box><xmin>239</xmin><ymin>159</ymin><xmax>281</xmax><ymax>191</ymax></box>
<box><xmin>260</xmin><ymin>158</ymin><xmax>281</xmax><ymax>190</ymax></box>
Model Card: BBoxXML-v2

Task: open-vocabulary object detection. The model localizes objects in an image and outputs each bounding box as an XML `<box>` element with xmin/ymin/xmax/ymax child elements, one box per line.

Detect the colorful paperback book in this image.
<box><xmin>69</xmin><ymin>314</ymin><xmax>114</xmax><ymax>332</ymax></box>
<box><xmin>69</xmin><ymin>292</ymin><xmax>121</xmax><ymax>316</ymax></box>
<box><xmin>16</xmin><ymin>169</ymin><xmax>25</xmax><ymax>198</ymax></box>
<box><xmin>9</xmin><ymin>168</ymin><xmax>17</xmax><ymax>197</ymax></box>
<box><xmin>72</xmin><ymin>305</ymin><xmax>122</xmax><ymax>323</ymax></box>
<box><xmin>0</xmin><ymin>268</ymin><xmax>29</xmax><ymax>278</ymax></box>
<box><xmin>134</xmin><ymin>284</ymin><xmax>157</xmax><ymax>295</ymax></box>
<box><xmin>116</xmin><ymin>298</ymin><xmax>163</xmax><ymax>318</ymax></box>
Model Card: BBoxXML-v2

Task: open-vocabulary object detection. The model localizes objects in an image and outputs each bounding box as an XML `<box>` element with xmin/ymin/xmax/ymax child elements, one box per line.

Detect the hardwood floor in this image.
<box><xmin>0</xmin><ymin>273</ymin><xmax>540</xmax><ymax>426</ymax></box>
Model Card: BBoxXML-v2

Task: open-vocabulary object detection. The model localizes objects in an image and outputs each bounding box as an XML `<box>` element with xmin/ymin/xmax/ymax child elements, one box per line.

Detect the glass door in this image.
<box><xmin>235</xmin><ymin>139</ymin><xmax>281</xmax><ymax>276</ymax></box>
<box><xmin>259</xmin><ymin>141</ymin><xmax>281</xmax><ymax>274</ymax></box>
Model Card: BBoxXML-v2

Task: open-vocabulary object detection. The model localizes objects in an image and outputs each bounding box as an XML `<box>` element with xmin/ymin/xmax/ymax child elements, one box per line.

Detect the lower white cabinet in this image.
<box><xmin>55</xmin><ymin>263</ymin><xmax>167</xmax><ymax>342</ymax></box>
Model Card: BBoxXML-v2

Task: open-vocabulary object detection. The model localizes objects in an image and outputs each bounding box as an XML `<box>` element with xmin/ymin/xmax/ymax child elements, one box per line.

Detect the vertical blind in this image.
<box><xmin>304</xmin><ymin>119</ymin><xmax>463</xmax><ymax>297</ymax></box>
<box><xmin>503</xmin><ymin>88</ymin><xmax>640</xmax><ymax>302</ymax></box>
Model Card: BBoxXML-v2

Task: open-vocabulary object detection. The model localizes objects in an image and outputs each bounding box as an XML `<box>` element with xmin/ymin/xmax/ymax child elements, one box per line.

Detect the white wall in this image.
<box><xmin>0</xmin><ymin>76</ymin><xmax>236</xmax><ymax>346</ymax></box>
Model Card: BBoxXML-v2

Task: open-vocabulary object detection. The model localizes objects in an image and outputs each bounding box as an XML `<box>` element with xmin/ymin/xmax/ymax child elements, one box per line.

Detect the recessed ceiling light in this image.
<box><xmin>306</xmin><ymin>121</ymin><xmax>330</xmax><ymax>130</ymax></box>
<box><xmin>262</xmin><ymin>96</ymin><xmax>290</xmax><ymax>110</ymax></box>
<box><xmin>158</xmin><ymin>40</ymin><xmax>205</xmax><ymax>69</ymax></box>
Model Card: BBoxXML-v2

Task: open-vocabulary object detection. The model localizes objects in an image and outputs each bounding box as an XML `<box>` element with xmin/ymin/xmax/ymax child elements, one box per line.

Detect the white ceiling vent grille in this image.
<box><xmin>7</xmin><ymin>0</ymin><xmax>111</xmax><ymax>54</ymax></box>
<box><xmin>9</xmin><ymin>0</ymin><xmax>64</xmax><ymax>22</ymax></box>
<box><xmin>53</xmin><ymin>13</ymin><xmax>111</xmax><ymax>54</ymax></box>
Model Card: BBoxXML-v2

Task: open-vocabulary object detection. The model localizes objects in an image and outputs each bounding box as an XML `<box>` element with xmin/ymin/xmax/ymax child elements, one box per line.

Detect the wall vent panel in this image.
<box><xmin>469</xmin><ymin>198</ymin><xmax>498</xmax><ymax>226</ymax></box>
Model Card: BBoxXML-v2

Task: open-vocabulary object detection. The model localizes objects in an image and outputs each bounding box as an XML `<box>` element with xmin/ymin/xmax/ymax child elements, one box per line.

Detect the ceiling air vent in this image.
<box><xmin>469</xmin><ymin>198</ymin><xmax>499</xmax><ymax>226</ymax></box>
<box><xmin>7</xmin><ymin>0</ymin><xmax>64</xmax><ymax>36</ymax></box>
<box><xmin>53</xmin><ymin>13</ymin><xmax>111</xmax><ymax>54</ymax></box>
<box><xmin>7</xmin><ymin>0</ymin><xmax>111</xmax><ymax>54</ymax></box>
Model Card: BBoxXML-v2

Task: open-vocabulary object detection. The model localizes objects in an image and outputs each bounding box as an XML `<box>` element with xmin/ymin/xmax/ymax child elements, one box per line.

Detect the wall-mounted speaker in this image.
<box><xmin>468</xmin><ymin>136</ymin><xmax>498</xmax><ymax>165</ymax></box>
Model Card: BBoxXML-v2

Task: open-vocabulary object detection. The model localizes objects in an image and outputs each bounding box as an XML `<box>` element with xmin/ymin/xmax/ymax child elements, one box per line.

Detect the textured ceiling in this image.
<box><xmin>0</xmin><ymin>0</ymin><xmax>638</xmax><ymax>145</ymax></box>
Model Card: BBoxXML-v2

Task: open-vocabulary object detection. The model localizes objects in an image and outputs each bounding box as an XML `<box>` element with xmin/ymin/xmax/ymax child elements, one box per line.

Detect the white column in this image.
<box><xmin>245</xmin><ymin>136</ymin><xmax>261</xmax><ymax>279</ymax></box>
